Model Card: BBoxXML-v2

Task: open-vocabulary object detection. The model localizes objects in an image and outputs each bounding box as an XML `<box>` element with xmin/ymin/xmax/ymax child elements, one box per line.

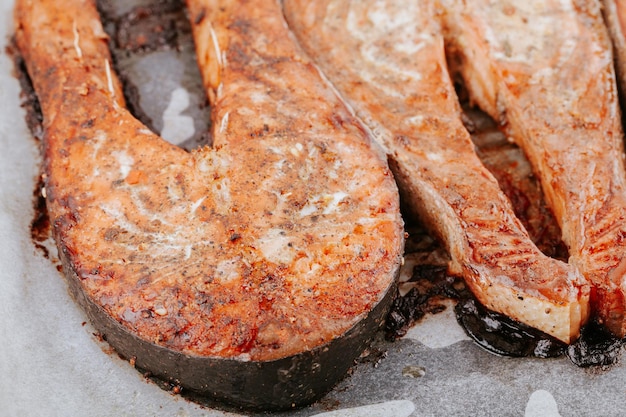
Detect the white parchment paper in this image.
<box><xmin>3</xmin><ymin>1</ymin><xmax>626</xmax><ymax>416</ymax></box>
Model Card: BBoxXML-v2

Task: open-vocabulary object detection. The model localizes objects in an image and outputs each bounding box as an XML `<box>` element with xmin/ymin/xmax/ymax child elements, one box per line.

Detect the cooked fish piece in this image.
<box><xmin>14</xmin><ymin>0</ymin><xmax>404</xmax><ymax>409</ymax></box>
<box><xmin>283</xmin><ymin>0</ymin><xmax>589</xmax><ymax>343</ymax></box>
<box><xmin>441</xmin><ymin>0</ymin><xmax>626</xmax><ymax>336</ymax></box>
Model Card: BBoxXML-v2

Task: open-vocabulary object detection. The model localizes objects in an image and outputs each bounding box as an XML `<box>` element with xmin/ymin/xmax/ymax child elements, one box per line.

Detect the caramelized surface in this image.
<box><xmin>14</xmin><ymin>0</ymin><xmax>404</xmax><ymax>361</ymax></box>
<box><xmin>284</xmin><ymin>0</ymin><xmax>589</xmax><ymax>342</ymax></box>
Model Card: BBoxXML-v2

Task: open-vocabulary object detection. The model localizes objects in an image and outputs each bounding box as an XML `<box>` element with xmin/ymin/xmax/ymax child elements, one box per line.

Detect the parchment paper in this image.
<box><xmin>2</xmin><ymin>0</ymin><xmax>626</xmax><ymax>416</ymax></box>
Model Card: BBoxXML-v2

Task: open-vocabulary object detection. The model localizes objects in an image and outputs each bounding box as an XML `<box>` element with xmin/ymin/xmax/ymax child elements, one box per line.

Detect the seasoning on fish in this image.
<box><xmin>283</xmin><ymin>0</ymin><xmax>589</xmax><ymax>343</ymax></box>
<box><xmin>440</xmin><ymin>0</ymin><xmax>626</xmax><ymax>336</ymax></box>
<box><xmin>14</xmin><ymin>0</ymin><xmax>404</xmax><ymax>409</ymax></box>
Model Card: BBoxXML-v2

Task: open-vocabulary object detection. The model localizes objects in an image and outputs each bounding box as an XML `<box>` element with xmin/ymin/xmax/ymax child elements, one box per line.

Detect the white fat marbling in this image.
<box><xmin>216</xmin><ymin>258</ymin><xmax>241</xmax><ymax>283</ymax></box>
<box><xmin>72</xmin><ymin>20</ymin><xmax>83</xmax><ymax>59</ymax></box>
<box><xmin>111</xmin><ymin>150</ymin><xmax>134</xmax><ymax>178</ymax></box>
<box><xmin>258</xmin><ymin>228</ymin><xmax>295</xmax><ymax>264</ymax></box>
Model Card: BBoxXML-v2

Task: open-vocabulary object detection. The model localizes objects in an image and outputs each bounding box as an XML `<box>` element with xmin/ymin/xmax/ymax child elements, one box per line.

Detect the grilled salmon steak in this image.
<box><xmin>284</xmin><ymin>0</ymin><xmax>590</xmax><ymax>343</ymax></box>
<box><xmin>14</xmin><ymin>0</ymin><xmax>404</xmax><ymax>409</ymax></box>
<box><xmin>441</xmin><ymin>0</ymin><xmax>626</xmax><ymax>336</ymax></box>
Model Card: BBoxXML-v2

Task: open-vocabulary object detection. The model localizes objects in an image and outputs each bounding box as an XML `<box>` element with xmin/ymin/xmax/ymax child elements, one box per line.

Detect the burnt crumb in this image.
<box><xmin>402</xmin><ymin>365</ymin><xmax>426</xmax><ymax>378</ymax></box>
<box><xmin>99</xmin><ymin>0</ymin><xmax>189</xmax><ymax>55</ymax></box>
<box><xmin>357</xmin><ymin>346</ymin><xmax>388</xmax><ymax>368</ymax></box>
<box><xmin>385</xmin><ymin>263</ymin><xmax>460</xmax><ymax>340</ymax></box>
<box><xmin>566</xmin><ymin>323</ymin><xmax>623</xmax><ymax>368</ymax></box>
<box><xmin>93</xmin><ymin>332</ymin><xmax>106</xmax><ymax>343</ymax></box>
<box><xmin>317</xmin><ymin>398</ymin><xmax>342</xmax><ymax>412</ymax></box>
<box><xmin>30</xmin><ymin>175</ymin><xmax>51</xmax><ymax>258</ymax></box>
<box><xmin>80</xmin><ymin>119</ymin><xmax>95</xmax><ymax>129</ymax></box>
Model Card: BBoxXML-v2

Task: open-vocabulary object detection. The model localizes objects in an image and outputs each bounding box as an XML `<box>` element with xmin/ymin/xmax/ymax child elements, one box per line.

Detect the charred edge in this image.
<box><xmin>116</xmin><ymin>73</ymin><xmax>154</xmax><ymax>129</ymax></box>
<box><xmin>7</xmin><ymin>39</ymin><xmax>51</xmax><ymax>257</ymax></box>
<box><xmin>97</xmin><ymin>0</ymin><xmax>188</xmax><ymax>54</ymax></box>
<box><xmin>6</xmin><ymin>38</ymin><xmax>44</xmax><ymax>142</ymax></box>
<box><xmin>30</xmin><ymin>175</ymin><xmax>51</xmax><ymax>258</ymax></box>
<box><xmin>386</xmin><ymin>264</ymin><xmax>461</xmax><ymax>340</ymax></box>
<box><xmin>455</xmin><ymin>290</ymin><xmax>623</xmax><ymax>367</ymax></box>
<box><xmin>455</xmin><ymin>296</ymin><xmax>565</xmax><ymax>358</ymax></box>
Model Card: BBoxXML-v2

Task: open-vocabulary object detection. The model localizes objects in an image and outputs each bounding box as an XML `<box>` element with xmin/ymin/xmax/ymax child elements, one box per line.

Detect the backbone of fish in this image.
<box><xmin>284</xmin><ymin>0</ymin><xmax>590</xmax><ymax>343</ymax></box>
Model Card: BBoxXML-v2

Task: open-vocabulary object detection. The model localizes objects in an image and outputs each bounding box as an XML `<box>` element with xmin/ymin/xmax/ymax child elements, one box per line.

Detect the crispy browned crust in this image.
<box><xmin>14</xmin><ymin>0</ymin><xmax>404</xmax><ymax>409</ymax></box>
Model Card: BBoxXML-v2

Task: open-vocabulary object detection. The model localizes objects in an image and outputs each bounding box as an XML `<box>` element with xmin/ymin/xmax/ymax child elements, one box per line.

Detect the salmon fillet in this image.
<box><xmin>283</xmin><ymin>0</ymin><xmax>590</xmax><ymax>343</ymax></box>
<box><xmin>14</xmin><ymin>0</ymin><xmax>404</xmax><ymax>409</ymax></box>
<box><xmin>440</xmin><ymin>0</ymin><xmax>626</xmax><ymax>336</ymax></box>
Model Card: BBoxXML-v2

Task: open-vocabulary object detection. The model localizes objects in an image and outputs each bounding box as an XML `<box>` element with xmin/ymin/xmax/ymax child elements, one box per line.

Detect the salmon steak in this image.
<box><xmin>440</xmin><ymin>0</ymin><xmax>626</xmax><ymax>336</ymax></box>
<box><xmin>14</xmin><ymin>0</ymin><xmax>404</xmax><ymax>409</ymax></box>
<box><xmin>284</xmin><ymin>0</ymin><xmax>590</xmax><ymax>343</ymax></box>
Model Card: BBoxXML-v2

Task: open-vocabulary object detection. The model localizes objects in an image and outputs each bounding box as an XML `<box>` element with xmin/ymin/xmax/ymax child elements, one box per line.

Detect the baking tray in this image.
<box><xmin>2</xmin><ymin>0</ymin><xmax>626</xmax><ymax>415</ymax></box>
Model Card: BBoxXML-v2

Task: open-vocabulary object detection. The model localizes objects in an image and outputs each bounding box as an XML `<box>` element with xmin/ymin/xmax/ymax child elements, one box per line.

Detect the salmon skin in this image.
<box><xmin>14</xmin><ymin>0</ymin><xmax>404</xmax><ymax>410</ymax></box>
<box><xmin>440</xmin><ymin>0</ymin><xmax>626</xmax><ymax>336</ymax></box>
<box><xmin>283</xmin><ymin>0</ymin><xmax>589</xmax><ymax>343</ymax></box>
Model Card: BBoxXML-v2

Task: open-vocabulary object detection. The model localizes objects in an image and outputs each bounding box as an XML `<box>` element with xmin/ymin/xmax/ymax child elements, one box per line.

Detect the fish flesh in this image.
<box><xmin>441</xmin><ymin>0</ymin><xmax>626</xmax><ymax>336</ymax></box>
<box><xmin>14</xmin><ymin>0</ymin><xmax>404</xmax><ymax>409</ymax></box>
<box><xmin>283</xmin><ymin>0</ymin><xmax>589</xmax><ymax>343</ymax></box>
